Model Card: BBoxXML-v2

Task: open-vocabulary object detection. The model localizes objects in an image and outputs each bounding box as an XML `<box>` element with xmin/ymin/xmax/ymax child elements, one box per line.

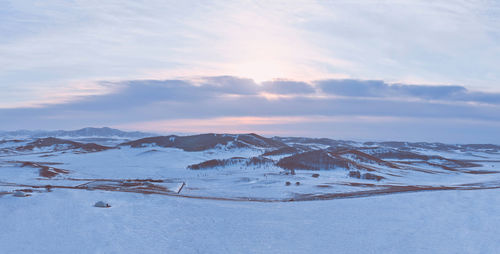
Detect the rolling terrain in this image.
<box><xmin>2</xmin><ymin>128</ymin><xmax>500</xmax><ymax>253</ymax></box>
<box><xmin>1</xmin><ymin>129</ymin><xmax>499</xmax><ymax>201</ymax></box>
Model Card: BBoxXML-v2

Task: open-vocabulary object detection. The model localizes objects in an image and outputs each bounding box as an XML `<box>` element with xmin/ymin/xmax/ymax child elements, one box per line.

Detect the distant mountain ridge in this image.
<box><xmin>2</xmin><ymin>127</ymin><xmax>500</xmax><ymax>148</ymax></box>
<box><xmin>0</xmin><ymin>127</ymin><xmax>156</xmax><ymax>139</ymax></box>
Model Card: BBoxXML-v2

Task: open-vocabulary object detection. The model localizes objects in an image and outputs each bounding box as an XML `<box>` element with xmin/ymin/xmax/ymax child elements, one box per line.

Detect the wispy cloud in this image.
<box><xmin>2</xmin><ymin>0</ymin><xmax>500</xmax><ymax>108</ymax></box>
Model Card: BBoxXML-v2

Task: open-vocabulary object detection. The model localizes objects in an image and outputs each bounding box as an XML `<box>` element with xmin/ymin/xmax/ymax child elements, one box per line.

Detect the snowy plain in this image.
<box><xmin>1</xmin><ymin>132</ymin><xmax>500</xmax><ymax>253</ymax></box>
<box><xmin>1</xmin><ymin>188</ymin><xmax>499</xmax><ymax>253</ymax></box>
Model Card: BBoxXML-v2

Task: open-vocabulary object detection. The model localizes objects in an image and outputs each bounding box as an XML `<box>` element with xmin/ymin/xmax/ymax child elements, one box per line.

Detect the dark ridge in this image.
<box><xmin>348</xmin><ymin>170</ymin><xmax>361</xmax><ymax>178</ymax></box>
<box><xmin>359</xmin><ymin>147</ymin><xmax>480</xmax><ymax>168</ymax></box>
<box><xmin>362</xmin><ymin>141</ymin><xmax>500</xmax><ymax>152</ymax></box>
<box><xmin>277</xmin><ymin>150</ymin><xmax>351</xmax><ymax>171</ymax></box>
<box><xmin>246</xmin><ymin>156</ymin><xmax>274</xmax><ymax>166</ymax></box>
<box><xmin>362</xmin><ymin>141</ymin><xmax>453</xmax><ymax>151</ymax></box>
<box><xmin>459</xmin><ymin>144</ymin><xmax>500</xmax><ymax>152</ymax></box>
<box><xmin>348</xmin><ymin>171</ymin><xmax>385</xmax><ymax>181</ymax></box>
<box><xmin>187</xmin><ymin>156</ymin><xmax>274</xmax><ymax>170</ymax></box>
<box><xmin>236</xmin><ymin>133</ymin><xmax>286</xmax><ymax>148</ymax></box>
<box><xmin>188</xmin><ymin>159</ymin><xmax>228</xmax><ymax>170</ymax></box>
<box><xmin>329</xmin><ymin>148</ymin><xmax>399</xmax><ymax>169</ymax></box>
<box><xmin>23</xmin><ymin>137</ymin><xmax>75</xmax><ymax>147</ymax></box>
<box><xmin>121</xmin><ymin>134</ymin><xmax>239</xmax><ymax>151</ymax></box>
<box><xmin>273</xmin><ymin>136</ymin><xmax>356</xmax><ymax>148</ymax></box>
<box><xmin>285</xmin><ymin>143</ymin><xmax>315</xmax><ymax>152</ymax></box>
<box><xmin>433</xmin><ymin>158</ymin><xmax>481</xmax><ymax>168</ymax></box>
<box><xmin>359</xmin><ymin>148</ymin><xmax>430</xmax><ymax>160</ymax></box>
<box><xmin>121</xmin><ymin>133</ymin><xmax>286</xmax><ymax>152</ymax></box>
<box><xmin>262</xmin><ymin>146</ymin><xmax>299</xmax><ymax>156</ymax></box>
<box><xmin>16</xmin><ymin>137</ymin><xmax>112</xmax><ymax>152</ymax></box>
<box><xmin>364</xmin><ymin>141</ymin><xmax>407</xmax><ymax>147</ymax></box>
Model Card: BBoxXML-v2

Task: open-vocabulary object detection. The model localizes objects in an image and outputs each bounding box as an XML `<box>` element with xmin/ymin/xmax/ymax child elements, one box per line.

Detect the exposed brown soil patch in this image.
<box><xmin>461</xmin><ymin>170</ymin><xmax>500</xmax><ymax>174</ymax></box>
<box><xmin>7</xmin><ymin>160</ymin><xmax>70</xmax><ymax>178</ymax></box>
<box><xmin>39</xmin><ymin>154</ymin><xmax>56</xmax><ymax>158</ymax></box>
<box><xmin>316</xmin><ymin>185</ymin><xmax>333</xmax><ymax>188</ymax></box>
<box><xmin>39</xmin><ymin>167</ymin><xmax>70</xmax><ymax>178</ymax></box>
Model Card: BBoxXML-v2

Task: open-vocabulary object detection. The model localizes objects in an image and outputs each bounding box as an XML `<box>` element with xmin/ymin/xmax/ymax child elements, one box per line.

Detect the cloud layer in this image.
<box><xmin>316</xmin><ymin>79</ymin><xmax>500</xmax><ymax>105</ymax></box>
<box><xmin>1</xmin><ymin>76</ymin><xmax>499</xmax><ymax>143</ymax></box>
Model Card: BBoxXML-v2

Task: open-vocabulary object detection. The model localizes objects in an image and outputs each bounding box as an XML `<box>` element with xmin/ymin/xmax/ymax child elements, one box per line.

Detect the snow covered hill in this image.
<box><xmin>1</xmin><ymin>129</ymin><xmax>500</xmax><ymax>253</ymax></box>
<box><xmin>120</xmin><ymin>133</ymin><xmax>286</xmax><ymax>151</ymax></box>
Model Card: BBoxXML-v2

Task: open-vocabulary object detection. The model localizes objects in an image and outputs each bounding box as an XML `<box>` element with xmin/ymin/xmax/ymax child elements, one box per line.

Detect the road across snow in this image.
<box><xmin>1</xmin><ymin>188</ymin><xmax>499</xmax><ymax>254</ymax></box>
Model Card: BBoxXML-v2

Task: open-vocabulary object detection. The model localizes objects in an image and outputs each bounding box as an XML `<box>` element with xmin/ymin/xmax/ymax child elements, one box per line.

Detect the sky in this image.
<box><xmin>1</xmin><ymin>0</ymin><xmax>500</xmax><ymax>143</ymax></box>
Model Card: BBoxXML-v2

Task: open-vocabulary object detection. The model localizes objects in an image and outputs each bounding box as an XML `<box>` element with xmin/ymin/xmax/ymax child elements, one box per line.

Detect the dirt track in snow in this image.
<box><xmin>2</xmin><ymin>176</ymin><xmax>500</xmax><ymax>203</ymax></box>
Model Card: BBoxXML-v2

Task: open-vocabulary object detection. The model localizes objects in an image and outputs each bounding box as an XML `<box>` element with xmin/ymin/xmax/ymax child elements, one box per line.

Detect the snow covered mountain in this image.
<box><xmin>0</xmin><ymin>127</ymin><xmax>156</xmax><ymax>139</ymax></box>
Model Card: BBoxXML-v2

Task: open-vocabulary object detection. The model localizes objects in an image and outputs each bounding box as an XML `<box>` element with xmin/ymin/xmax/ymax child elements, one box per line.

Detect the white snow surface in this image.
<box><xmin>1</xmin><ymin>136</ymin><xmax>500</xmax><ymax>253</ymax></box>
<box><xmin>1</xmin><ymin>188</ymin><xmax>499</xmax><ymax>253</ymax></box>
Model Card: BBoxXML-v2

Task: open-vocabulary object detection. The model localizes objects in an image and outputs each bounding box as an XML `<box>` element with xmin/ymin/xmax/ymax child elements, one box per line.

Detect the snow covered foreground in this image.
<box><xmin>1</xmin><ymin>188</ymin><xmax>499</xmax><ymax>254</ymax></box>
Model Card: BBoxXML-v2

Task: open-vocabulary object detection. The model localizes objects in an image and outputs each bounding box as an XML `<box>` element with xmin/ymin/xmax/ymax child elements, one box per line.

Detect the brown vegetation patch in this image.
<box><xmin>39</xmin><ymin>166</ymin><xmax>69</xmax><ymax>178</ymax></box>
<box><xmin>461</xmin><ymin>170</ymin><xmax>500</xmax><ymax>174</ymax></box>
<box><xmin>316</xmin><ymin>185</ymin><xmax>332</xmax><ymax>188</ymax></box>
<box><xmin>348</xmin><ymin>171</ymin><xmax>385</xmax><ymax>181</ymax></box>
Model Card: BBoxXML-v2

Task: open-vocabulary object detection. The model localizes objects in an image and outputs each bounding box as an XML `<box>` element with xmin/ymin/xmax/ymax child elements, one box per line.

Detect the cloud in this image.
<box><xmin>261</xmin><ymin>80</ymin><xmax>316</xmax><ymax>94</ymax></box>
<box><xmin>317</xmin><ymin>79</ymin><xmax>500</xmax><ymax>105</ymax></box>
<box><xmin>40</xmin><ymin>77</ymin><xmax>499</xmax><ymax>122</ymax></box>
<box><xmin>197</xmin><ymin>76</ymin><xmax>260</xmax><ymax>95</ymax></box>
<box><xmin>2</xmin><ymin>0</ymin><xmax>500</xmax><ymax>110</ymax></box>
